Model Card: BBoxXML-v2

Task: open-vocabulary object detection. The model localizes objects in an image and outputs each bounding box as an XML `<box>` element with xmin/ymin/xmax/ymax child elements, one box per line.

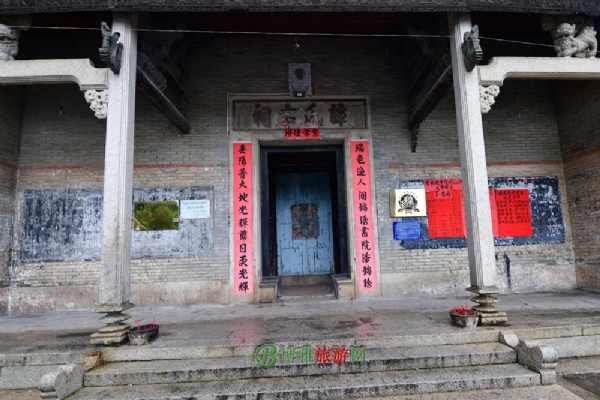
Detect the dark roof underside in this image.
<box><xmin>1</xmin><ymin>0</ymin><xmax>600</xmax><ymax>16</ymax></box>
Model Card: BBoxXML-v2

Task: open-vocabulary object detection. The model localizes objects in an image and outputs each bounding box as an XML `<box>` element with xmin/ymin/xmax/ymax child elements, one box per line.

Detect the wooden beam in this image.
<box><xmin>136</xmin><ymin>62</ymin><xmax>191</xmax><ymax>134</ymax></box>
<box><xmin>406</xmin><ymin>51</ymin><xmax>453</xmax><ymax>152</ymax></box>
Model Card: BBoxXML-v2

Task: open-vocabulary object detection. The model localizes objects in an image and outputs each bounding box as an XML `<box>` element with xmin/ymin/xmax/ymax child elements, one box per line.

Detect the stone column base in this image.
<box><xmin>470</xmin><ymin>293</ymin><xmax>507</xmax><ymax>325</ymax></box>
<box><xmin>91</xmin><ymin>302</ymin><xmax>134</xmax><ymax>345</ymax></box>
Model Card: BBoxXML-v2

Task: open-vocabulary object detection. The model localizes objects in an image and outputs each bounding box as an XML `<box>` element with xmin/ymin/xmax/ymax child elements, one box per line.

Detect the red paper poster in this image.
<box><xmin>351</xmin><ymin>140</ymin><xmax>377</xmax><ymax>291</ymax></box>
<box><xmin>489</xmin><ymin>188</ymin><xmax>499</xmax><ymax>237</ymax></box>
<box><xmin>426</xmin><ymin>189</ymin><xmax>466</xmax><ymax>238</ymax></box>
<box><xmin>424</xmin><ymin>179</ymin><xmax>462</xmax><ymax>199</ymax></box>
<box><xmin>284</xmin><ymin>128</ymin><xmax>321</xmax><ymax>139</ymax></box>
<box><xmin>233</xmin><ymin>142</ymin><xmax>254</xmax><ymax>295</ymax></box>
<box><xmin>495</xmin><ymin>189</ymin><xmax>533</xmax><ymax>237</ymax></box>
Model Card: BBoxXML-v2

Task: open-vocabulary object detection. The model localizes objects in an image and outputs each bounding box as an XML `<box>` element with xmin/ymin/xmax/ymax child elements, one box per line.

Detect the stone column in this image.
<box><xmin>448</xmin><ymin>12</ymin><xmax>506</xmax><ymax>325</ymax></box>
<box><xmin>91</xmin><ymin>13</ymin><xmax>138</xmax><ymax>345</ymax></box>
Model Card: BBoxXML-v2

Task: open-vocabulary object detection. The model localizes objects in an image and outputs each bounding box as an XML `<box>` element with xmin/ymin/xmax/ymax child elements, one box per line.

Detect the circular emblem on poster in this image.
<box><xmin>399</xmin><ymin>193</ymin><xmax>420</xmax><ymax>213</ymax></box>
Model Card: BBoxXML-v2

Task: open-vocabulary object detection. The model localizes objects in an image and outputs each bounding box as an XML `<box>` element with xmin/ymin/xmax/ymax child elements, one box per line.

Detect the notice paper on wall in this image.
<box><xmin>180</xmin><ymin>199</ymin><xmax>210</xmax><ymax>219</ymax></box>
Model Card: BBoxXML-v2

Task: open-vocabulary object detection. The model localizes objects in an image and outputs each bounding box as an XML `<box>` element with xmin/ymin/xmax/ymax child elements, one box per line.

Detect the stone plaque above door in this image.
<box><xmin>231</xmin><ymin>98</ymin><xmax>368</xmax><ymax>131</ymax></box>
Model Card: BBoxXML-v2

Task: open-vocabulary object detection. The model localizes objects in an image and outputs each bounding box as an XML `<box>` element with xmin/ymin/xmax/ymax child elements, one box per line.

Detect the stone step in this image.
<box><xmin>84</xmin><ymin>342</ymin><xmax>515</xmax><ymax>387</ymax></box>
<box><xmin>100</xmin><ymin>330</ymin><xmax>501</xmax><ymax>362</ymax></box>
<box><xmin>0</xmin><ymin>349</ymin><xmax>88</xmax><ymax>389</ymax></box>
<box><xmin>71</xmin><ymin>363</ymin><xmax>540</xmax><ymax>400</ymax></box>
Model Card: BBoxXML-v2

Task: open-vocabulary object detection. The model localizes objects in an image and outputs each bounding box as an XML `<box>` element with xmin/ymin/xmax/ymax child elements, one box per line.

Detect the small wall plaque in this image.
<box><xmin>389</xmin><ymin>189</ymin><xmax>427</xmax><ymax>217</ymax></box>
<box><xmin>393</xmin><ymin>220</ymin><xmax>422</xmax><ymax>240</ymax></box>
<box><xmin>180</xmin><ymin>199</ymin><xmax>210</xmax><ymax>219</ymax></box>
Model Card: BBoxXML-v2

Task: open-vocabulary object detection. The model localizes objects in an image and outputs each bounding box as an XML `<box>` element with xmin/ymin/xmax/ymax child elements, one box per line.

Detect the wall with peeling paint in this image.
<box><xmin>556</xmin><ymin>80</ymin><xmax>600</xmax><ymax>290</ymax></box>
<box><xmin>0</xmin><ymin>86</ymin><xmax>23</xmax><ymax>314</ymax></box>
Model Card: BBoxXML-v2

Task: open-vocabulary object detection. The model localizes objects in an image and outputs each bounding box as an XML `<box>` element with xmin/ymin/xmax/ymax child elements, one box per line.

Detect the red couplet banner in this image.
<box><xmin>351</xmin><ymin>140</ymin><xmax>378</xmax><ymax>291</ymax></box>
<box><xmin>495</xmin><ymin>189</ymin><xmax>533</xmax><ymax>237</ymax></box>
<box><xmin>233</xmin><ymin>142</ymin><xmax>254</xmax><ymax>295</ymax></box>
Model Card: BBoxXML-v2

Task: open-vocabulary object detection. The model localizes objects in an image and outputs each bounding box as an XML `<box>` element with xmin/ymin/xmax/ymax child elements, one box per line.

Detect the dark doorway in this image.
<box><xmin>260</xmin><ymin>146</ymin><xmax>348</xmax><ymax>289</ymax></box>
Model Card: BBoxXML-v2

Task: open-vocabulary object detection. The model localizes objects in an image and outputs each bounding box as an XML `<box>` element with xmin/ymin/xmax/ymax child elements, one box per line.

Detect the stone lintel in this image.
<box><xmin>0</xmin><ymin>59</ymin><xmax>108</xmax><ymax>90</ymax></box>
<box><xmin>478</xmin><ymin>57</ymin><xmax>600</xmax><ymax>87</ymax></box>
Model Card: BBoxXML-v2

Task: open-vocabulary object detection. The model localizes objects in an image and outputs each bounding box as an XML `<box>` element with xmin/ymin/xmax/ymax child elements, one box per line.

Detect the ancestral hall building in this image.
<box><xmin>0</xmin><ymin>0</ymin><xmax>599</xmax><ymax>342</ymax></box>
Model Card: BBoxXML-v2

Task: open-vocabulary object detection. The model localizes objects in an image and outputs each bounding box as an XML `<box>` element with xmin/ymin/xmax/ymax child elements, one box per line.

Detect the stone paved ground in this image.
<box><xmin>1</xmin><ymin>290</ymin><xmax>600</xmax><ymax>399</ymax></box>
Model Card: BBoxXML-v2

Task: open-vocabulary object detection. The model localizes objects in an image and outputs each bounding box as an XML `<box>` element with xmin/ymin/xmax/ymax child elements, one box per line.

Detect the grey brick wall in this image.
<box><xmin>555</xmin><ymin>80</ymin><xmax>600</xmax><ymax>289</ymax></box>
<box><xmin>10</xmin><ymin>34</ymin><xmax>577</xmax><ymax>307</ymax></box>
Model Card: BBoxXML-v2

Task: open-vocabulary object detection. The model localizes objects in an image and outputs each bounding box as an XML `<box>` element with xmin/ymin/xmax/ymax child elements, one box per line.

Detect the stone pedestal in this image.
<box><xmin>90</xmin><ymin>303</ymin><xmax>133</xmax><ymax>345</ymax></box>
<box><xmin>469</xmin><ymin>288</ymin><xmax>507</xmax><ymax>325</ymax></box>
<box><xmin>449</xmin><ymin>12</ymin><xmax>505</xmax><ymax>324</ymax></box>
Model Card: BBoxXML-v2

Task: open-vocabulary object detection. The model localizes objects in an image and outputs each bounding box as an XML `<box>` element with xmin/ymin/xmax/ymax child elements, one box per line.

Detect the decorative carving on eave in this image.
<box><xmin>99</xmin><ymin>21</ymin><xmax>123</xmax><ymax>74</ymax></box>
<box><xmin>84</xmin><ymin>89</ymin><xmax>108</xmax><ymax>119</ymax></box>
<box><xmin>461</xmin><ymin>25</ymin><xmax>483</xmax><ymax>72</ymax></box>
<box><xmin>541</xmin><ymin>15</ymin><xmax>598</xmax><ymax>58</ymax></box>
<box><xmin>479</xmin><ymin>85</ymin><xmax>500</xmax><ymax>114</ymax></box>
<box><xmin>0</xmin><ymin>15</ymin><xmax>30</xmax><ymax>61</ymax></box>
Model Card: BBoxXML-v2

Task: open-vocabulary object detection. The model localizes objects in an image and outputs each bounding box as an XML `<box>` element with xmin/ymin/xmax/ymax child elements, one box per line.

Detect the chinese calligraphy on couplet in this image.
<box><xmin>233</xmin><ymin>142</ymin><xmax>254</xmax><ymax>295</ymax></box>
<box><xmin>351</xmin><ymin>140</ymin><xmax>377</xmax><ymax>291</ymax></box>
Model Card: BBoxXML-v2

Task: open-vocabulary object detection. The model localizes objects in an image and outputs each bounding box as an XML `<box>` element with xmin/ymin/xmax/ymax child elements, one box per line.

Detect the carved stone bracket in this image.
<box><xmin>461</xmin><ymin>24</ymin><xmax>483</xmax><ymax>72</ymax></box>
<box><xmin>99</xmin><ymin>22</ymin><xmax>123</xmax><ymax>74</ymax></box>
<box><xmin>84</xmin><ymin>89</ymin><xmax>108</xmax><ymax>119</ymax></box>
<box><xmin>479</xmin><ymin>84</ymin><xmax>500</xmax><ymax>113</ymax></box>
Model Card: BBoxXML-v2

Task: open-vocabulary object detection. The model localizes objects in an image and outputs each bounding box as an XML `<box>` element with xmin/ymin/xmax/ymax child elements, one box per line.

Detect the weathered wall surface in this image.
<box><xmin>7</xmin><ymin>35</ymin><xmax>577</xmax><ymax>312</ymax></box>
<box><xmin>555</xmin><ymin>80</ymin><xmax>600</xmax><ymax>289</ymax></box>
<box><xmin>10</xmin><ymin>79</ymin><xmax>230</xmax><ymax>311</ymax></box>
<box><xmin>0</xmin><ymin>86</ymin><xmax>23</xmax><ymax>314</ymax></box>
<box><xmin>376</xmin><ymin>79</ymin><xmax>575</xmax><ymax>296</ymax></box>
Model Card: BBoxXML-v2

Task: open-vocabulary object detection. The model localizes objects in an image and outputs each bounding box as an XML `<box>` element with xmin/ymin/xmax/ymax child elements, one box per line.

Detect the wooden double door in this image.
<box><xmin>261</xmin><ymin>146</ymin><xmax>348</xmax><ymax>281</ymax></box>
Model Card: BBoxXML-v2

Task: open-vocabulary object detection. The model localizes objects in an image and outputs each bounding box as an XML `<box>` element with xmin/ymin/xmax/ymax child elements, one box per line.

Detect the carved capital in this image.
<box><xmin>84</xmin><ymin>89</ymin><xmax>108</xmax><ymax>119</ymax></box>
<box><xmin>479</xmin><ymin>84</ymin><xmax>500</xmax><ymax>113</ymax></box>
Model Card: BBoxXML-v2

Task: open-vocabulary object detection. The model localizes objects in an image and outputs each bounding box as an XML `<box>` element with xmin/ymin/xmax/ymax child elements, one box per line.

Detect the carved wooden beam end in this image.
<box><xmin>410</xmin><ymin>125</ymin><xmax>420</xmax><ymax>153</ymax></box>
